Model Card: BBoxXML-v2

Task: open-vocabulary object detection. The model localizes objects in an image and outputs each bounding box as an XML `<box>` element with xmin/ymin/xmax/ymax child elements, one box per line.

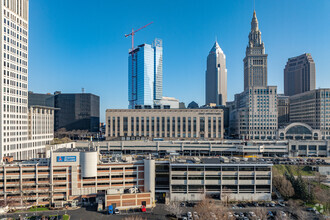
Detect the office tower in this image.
<box><xmin>230</xmin><ymin>11</ymin><xmax>278</xmax><ymax>140</ymax></box>
<box><xmin>54</xmin><ymin>92</ymin><xmax>100</xmax><ymax>132</ymax></box>
<box><xmin>284</xmin><ymin>53</ymin><xmax>316</xmax><ymax>96</ymax></box>
<box><xmin>205</xmin><ymin>41</ymin><xmax>227</xmax><ymax>106</ymax></box>
<box><xmin>230</xmin><ymin>87</ymin><xmax>278</xmax><ymax>140</ymax></box>
<box><xmin>0</xmin><ymin>0</ymin><xmax>30</xmax><ymax>160</ymax></box>
<box><xmin>243</xmin><ymin>11</ymin><xmax>268</xmax><ymax>90</ymax></box>
<box><xmin>289</xmin><ymin>89</ymin><xmax>330</xmax><ymax>139</ymax></box>
<box><xmin>128</xmin><ymin>39</ymin><xmax>163</xmax><ymax>109</ymax></box>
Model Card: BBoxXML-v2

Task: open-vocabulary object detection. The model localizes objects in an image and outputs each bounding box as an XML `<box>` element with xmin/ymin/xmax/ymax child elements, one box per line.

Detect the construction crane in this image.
<box><xmin>125</xmin><ymin>22</ymin><xmax>153</xmax><ymax>50</ymax></box>
<box><xmin>125</xmin><ymin>22</ymin><xmax>153</xmax><ymax>108</ymax></box>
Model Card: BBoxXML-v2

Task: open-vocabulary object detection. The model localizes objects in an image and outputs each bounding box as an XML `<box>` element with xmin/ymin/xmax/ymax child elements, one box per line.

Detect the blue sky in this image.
<box><xmin>28</xmin><ymin>0</ymin><xmax>330</xmax><ymax>122</ymax></box>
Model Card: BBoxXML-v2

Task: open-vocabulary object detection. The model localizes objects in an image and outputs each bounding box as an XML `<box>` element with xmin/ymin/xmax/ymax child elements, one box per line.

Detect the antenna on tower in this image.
<box><xmin>82</xmin><ymin>88</ymin><xmax>85</xmax><ymax>93</ymax></box>
<box><xmin>253</xmin><ymin>0</ymin><xmax>256</xmax><ymax>11</ymax></box>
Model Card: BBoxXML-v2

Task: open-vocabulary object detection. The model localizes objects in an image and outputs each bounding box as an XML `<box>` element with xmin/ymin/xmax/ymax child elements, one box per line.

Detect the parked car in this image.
<box><xmin>114</xmin><ymin>208</ymin><xmax>120</xmax><ymax>214</ymax></box>
<box><xmin>278</xmin><ymin>202</ymin><xmax>285</xmax><ymax>207</ymax></box>
<box><xmin>141</xmin><ymin>205</ymin><xmax>146</xmax><ymax>212</ymax></box>
<box><xmin>249</xmin><ymin>211</ymin><xmax>256</xmax><ymax>217</ymax></box>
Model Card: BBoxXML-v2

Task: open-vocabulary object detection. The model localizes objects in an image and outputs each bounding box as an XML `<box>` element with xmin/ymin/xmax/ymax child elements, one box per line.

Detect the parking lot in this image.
<box><xmin>0</xmin><ymin>202</ymin><xmax>322</xmax><ymax>220</ymax></box>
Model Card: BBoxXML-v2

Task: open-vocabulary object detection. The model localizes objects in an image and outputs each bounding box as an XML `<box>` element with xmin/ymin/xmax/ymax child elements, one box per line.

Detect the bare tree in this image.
<box><xmin>255</xmin><ymin>207</ymin><xmax>268</xmax><ymax>220</ymax></box>
<box><xmin>221</xmin><ymin>187</ymin><xmax>233</xmax><ymax>206</ymax></box>
<box><xmin>272</xmin><ymin>169</ymin><xmax>294</xmax><ymax>199</ymax></box>
<box><xmin>314</xmin><ymin>172</ymin><xmax>326</xmax><ymax>185</ymax></box>
<box><xmin>287</xmin><ymin>199</ymin><xmax>308</xmax><ymax>220</ymax></box>
<box><xmin>164</xmin><ymin>202</ymin><xmax>183</xmax><ymax>217</ymax></box>
<box><xmin>194</xmin><ymin>197</ymin><xmax>230</xmax><ymax>219</ymax></box>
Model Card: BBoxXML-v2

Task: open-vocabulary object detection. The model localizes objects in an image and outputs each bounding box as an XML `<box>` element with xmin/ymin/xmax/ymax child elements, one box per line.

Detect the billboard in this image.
<box><xmin>56</xmin><ymin>156</ymin><xmax>76</xmax><ymax>162</ymax></box>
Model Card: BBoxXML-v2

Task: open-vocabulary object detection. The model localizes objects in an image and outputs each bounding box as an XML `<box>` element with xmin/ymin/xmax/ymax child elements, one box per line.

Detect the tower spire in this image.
<box><xmin>251</xmin><ymin>10</ymin><xmax>258</xmax><ymax>31</ymax></box>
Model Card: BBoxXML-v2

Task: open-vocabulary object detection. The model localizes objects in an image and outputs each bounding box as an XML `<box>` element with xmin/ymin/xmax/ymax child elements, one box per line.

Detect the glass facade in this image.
<box><xmin>128</xmin><ymin>39</ymin><xmax>163</xmax><ymax>109</ymax></box>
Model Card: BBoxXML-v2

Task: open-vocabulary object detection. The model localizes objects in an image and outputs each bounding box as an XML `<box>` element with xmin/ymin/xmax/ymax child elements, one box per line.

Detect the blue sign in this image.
<box><xmin>56</xmin><ymin>156</ymin><xmax>76</xmax><ymax>162</ymax></box>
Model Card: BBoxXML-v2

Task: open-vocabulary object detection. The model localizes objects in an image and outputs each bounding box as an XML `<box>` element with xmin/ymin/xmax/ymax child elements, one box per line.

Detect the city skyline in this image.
<box><xmin>28</xmin><ymin>0</ymin><xmax>330</xmax><ymax>121</ymax></box>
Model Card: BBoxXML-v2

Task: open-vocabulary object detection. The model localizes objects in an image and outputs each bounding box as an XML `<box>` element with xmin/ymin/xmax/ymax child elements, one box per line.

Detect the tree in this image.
<box><xmin>164</xmin><ymin>202</ymin><xmax>183</xmax><ymax>217</ymax></box>
<box><xmin>254</xmin><ymin>207</ymin><xmax>268</xmax><ymax>220</ymax></box>
<box><xmin>314</xmin><ymin>172</ymin><xmax>326</xmax><ymax>186</ymax></box>
<box><xmin>273</xmin><ymin>170</ymin><xmax>295</xmax><ymax>199</ymax></box>
<box><xmin>194</xmin><ymin>197</ymin><xmax>230</xmax><ymax>219</ymax></box>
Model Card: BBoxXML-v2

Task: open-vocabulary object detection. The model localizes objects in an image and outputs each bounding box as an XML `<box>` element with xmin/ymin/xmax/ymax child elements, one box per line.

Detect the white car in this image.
<box><xmin>249</xmin><ymin>211</ymin><xmax>256</xmax><ymax>217</ymax></box>
<box><xmin>187</xmin><ymin>212</ymin><xmax>192</xmax><ymax>217</ymax></box>
<box><xmin>228</xmin><ymin>212</ymin><xmax>233</xmax><ymax>218</ymax></box>
<box><xmin>280</xmin><ymin>211</ymin><xmax>287</xmax><ymax>217</ymax></box>
<box><xmin>114</xmin><ymin>208</ymin><xmax>120</xmax><ymax>214</ymax></box>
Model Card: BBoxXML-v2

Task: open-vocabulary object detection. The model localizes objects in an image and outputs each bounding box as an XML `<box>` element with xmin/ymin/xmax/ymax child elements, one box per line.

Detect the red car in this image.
<box><xmin>141</xmin><ymin>205</ymin><xmax>147</xmax><ymax>212</ymax></box>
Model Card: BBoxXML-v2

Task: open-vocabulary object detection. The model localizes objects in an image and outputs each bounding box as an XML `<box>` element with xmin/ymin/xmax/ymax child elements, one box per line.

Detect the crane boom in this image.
<box><xmin>125</xmin><ymin>22</ymin><xmax>153</xmax><ymax>50</ymax></box>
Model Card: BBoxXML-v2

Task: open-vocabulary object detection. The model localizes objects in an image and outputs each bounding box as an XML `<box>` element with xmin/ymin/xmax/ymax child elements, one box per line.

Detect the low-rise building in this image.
<box><xmin>0</xmin><ymin>149</ymin><xmax>155</xmax><ymax>210</ymax></box>
<box><xmin>105</xmin><ymin>109</ymin><xmax>224</xmax><ymax>141</ymax></box>
<box><xmin>79</xmin><ymin>139</ymin><xmax>329</xmax><ymax>157</ymax></box>
<box><xmin>168</xmin><ymin>159</ymin><xmax>272</xmax><ymax>202</ymax></box>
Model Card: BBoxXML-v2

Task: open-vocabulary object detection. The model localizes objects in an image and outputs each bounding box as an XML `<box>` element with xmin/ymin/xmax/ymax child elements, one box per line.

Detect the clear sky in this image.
<box><xmin>28</xmin><ymin>0</ymin><xmax>330</xmax><ymax>122</ymax></box>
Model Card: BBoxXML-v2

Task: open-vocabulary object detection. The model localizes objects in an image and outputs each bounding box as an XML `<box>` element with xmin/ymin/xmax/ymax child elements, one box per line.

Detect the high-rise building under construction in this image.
<box><xmin>128</xmin><ymin>39</ymin><xmax>163</xmax><ymax>109</ymax></box>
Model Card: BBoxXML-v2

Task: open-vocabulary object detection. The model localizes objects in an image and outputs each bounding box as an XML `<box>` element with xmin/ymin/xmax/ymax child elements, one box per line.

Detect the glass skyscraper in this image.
<box><xmin>128</xmin><ymin>39</ymin><xmax>163</xmax><ymax>109</ymax></box>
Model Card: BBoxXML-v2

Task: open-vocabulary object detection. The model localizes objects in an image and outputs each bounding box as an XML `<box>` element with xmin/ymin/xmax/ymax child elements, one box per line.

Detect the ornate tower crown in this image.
<box><xmin>248</xmin><ymin>10</ymin><xmax>263</xmax><ymax>48</ymax></box>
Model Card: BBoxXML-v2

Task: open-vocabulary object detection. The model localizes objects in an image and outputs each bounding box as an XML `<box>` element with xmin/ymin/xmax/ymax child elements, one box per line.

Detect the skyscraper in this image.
<box><xmin>284</xmin><ymin>53</ymin><xmax>316</xmax><ymax>96</ymax></box>
<box><xmin>205</xmin><ymin>41</ymin><xmax>227</xmax><ymax>106</ymax></box>
<box><xmin>230</xmin><ymin>11</ymin><xmax>278</xmax><ymax>140</ymax></box>
<box><xmin>128</xmin><ymin>39</ymin><xmax>163</xmax><ymax>109</ymax></box>
<box><xmin>243</xmin><ymin>11</ymin><xmax>268</xmax><ymax>90</ymax></box>
<box><xmin>54</xmin><ymin>92</ymin><xmax>100</xmax><ymax>132</ymax></box>
<box><xmin>1</xmin><ymin>0</ymin><xmax>30</xmax><ymax>160</ymax></box>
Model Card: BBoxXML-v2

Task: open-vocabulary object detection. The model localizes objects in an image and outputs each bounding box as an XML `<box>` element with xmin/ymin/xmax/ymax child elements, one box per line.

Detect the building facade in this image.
<box><xmin>243</xmin><ymin>11</ymin><xmax>268</xmax><ymax>90</ymax></box>
<box><xmin>277</xmin><ymin>95</ymin><xmax>290</xmax><ymax>128</ymax></box>
<box><xmin>0</xmin><ymin>0</ymin><xmax>43</xmax><ymax>161</ymax></box>
<box><xmin>230</xmin><ymin>11</ymin><xmax>277</xmax><ymax>140</ymax></box>
<box><xmin>230</xmin><ymin>87</ymin><xmax>278</xmax><ymax>140</ymax></box>
<box><xmin>284</xmin><ymin>53</ymin><xmax>315</xmax><ymax>96</ymax></box>
<box><xmin>169</xmin><ymin>160</ymin><xmax>272</xmax><ymax>202</ymax></box>
<box><xmin>128</xmin><ymin>39</ymin><xmax>163</xmax><ymax>109</ymax></box>
<box><xmin>289</xmin><ymin>89</ymin><xmax>330</xmax><ymax>139</ymax></box>
<box><xmin>0</xmin><ymin>150</ymin><xmax>155</xmax><ymax>209</ymax></box>
<box><xmin>205</xmin><ymin>41</ymin><xmax>227</xmax><ymax>106</ymax></box>
<box><xmin>28</xmin><ymin>92</ymin><xmax>54</xmax><ymax>108</ymax></box>
<box><xmin>105</xmin><ymin>109</ymin><xmax>224</xmax><ymax>140</ymax></box>
<box><xmin>54</xmin><ymin>92</ymin><xmax>100</xmax><ymax>132</ymax></box>
<box><xmin>27</xmin><ymin>106</ymin><xmax>54</xmax><ymax>155</ymax></box>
